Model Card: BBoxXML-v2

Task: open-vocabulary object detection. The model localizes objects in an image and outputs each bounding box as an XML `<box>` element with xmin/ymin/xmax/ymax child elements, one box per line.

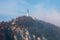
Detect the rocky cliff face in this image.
<box><xmin>0</xmin><ymin>16</ymin><xmax>60</xmax><ymax>40</ymax></box>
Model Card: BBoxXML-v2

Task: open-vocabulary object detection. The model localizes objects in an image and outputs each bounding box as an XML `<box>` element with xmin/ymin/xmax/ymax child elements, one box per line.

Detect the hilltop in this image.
<box><xmin>0</xmin><ymin>16</ymin><xmax>60</xmax><ymax>40</ymax></box>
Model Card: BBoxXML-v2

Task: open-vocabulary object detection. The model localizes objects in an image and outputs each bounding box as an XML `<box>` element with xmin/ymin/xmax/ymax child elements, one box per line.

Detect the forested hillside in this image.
<box><xmin>0</xmin><ymin>16</ymin><xmax>60</xmax><ymax>40</ymax></box>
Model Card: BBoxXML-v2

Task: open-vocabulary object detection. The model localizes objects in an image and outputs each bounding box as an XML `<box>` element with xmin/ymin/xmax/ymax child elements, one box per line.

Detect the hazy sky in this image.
<box><xmin>0</xmin><ymin>0</ymin><xmax>60</xmax><ymax>26</ymax></box>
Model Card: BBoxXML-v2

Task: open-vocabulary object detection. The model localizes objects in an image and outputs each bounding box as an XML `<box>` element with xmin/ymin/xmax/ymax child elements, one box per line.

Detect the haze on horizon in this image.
<box><xmin>0</xmin><ymin>0</ymin><xmax>60</xmax><ymax>26</ymax></box>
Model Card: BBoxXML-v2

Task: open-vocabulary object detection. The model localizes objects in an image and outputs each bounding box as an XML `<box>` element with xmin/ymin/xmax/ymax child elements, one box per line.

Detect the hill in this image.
<box><xmin>0</xmin><ymin>16</ymin><xmax>60</xmax><ymax>40</ymax></box>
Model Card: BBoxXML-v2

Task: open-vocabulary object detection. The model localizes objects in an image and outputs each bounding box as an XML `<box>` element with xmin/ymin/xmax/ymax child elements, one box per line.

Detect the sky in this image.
<box><xmin>0</xmin><ymin>0</ymin><xmax>60</xmax><ymax>26</ymax></box>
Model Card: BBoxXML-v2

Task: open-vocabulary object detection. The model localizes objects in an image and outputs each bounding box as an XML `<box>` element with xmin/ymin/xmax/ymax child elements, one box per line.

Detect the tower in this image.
<box><xmin>26</xmin><ymin>9</ymin><xmax>29</xmax><ymax>16</ymax></box>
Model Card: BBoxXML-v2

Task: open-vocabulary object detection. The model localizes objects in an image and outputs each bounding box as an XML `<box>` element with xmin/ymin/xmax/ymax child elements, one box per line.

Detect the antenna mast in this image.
<box><xmin>26</xmin><ymin>9</ymin><xmax>29</xmax><ymax>16</ymax></box>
